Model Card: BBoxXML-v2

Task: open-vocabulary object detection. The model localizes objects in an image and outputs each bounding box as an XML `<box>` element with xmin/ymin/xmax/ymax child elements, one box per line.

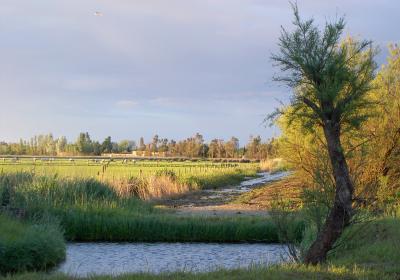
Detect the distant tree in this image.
<box><xmin>118</xmin><ymin>140</ymin><xmax>136</xmax><ymax>153</ymax></box>
<box><xmin>167</xmin><ymin>139</ymin><xmax>176</xmax><ymax>155</ymax></box>
<box><xmin>92</xmin><ymin>141</ymin><xmax>102</xmax><ymax>155</ymax></box>
<box><xmin>208</xmin><ymin>139</ymin><xmax>219</xmax><ymax>158</ymax></box>
<box><xmin>138</xmin><ymin>137</ymin><xmax>146</xmax><ymax>151</ymax></box>
<box><xmin>246</xmin><ymin>136</ymin><xmax>261</xmax><ymax>159</ymax></box>
<box><xmin>101</xmin><ymin>136</ymin><xmax>113</xmax><ymax>153</ymax></box>
<box><xmin>191</xmin><ymin>133</ymin><xmax>205</xmax><ymax>157</ymax></box>
<box><xmin>225</xmin><ymin>137</ymin><xmax>239</xmax><ymax>158</ymax></box>
<box><xmin>111</xmin><ymin>142</ymin><xmax>119</xmax><ymax>153</ymax></box>
<box><xmin>158</xmin><ymin>138</ymin><xmax>169</xmax><ymax>153</ymax></box>
<box><xmin>76</xmin><ymin>132</ymin><xmax>93</xmax><ymax>154</ymax></box>
<box><xmin>199</xmin><ymin>144</ymin><xmax>209</xmax><ymax>158</ymax></box>
<box><xmin>151</xmin><ymin>135</ymin><xmax>159</xmax><ymax>153</ymax></box>
<box><xmin>271</xmin><ymin>4</ymin><xmax>376</xmax><ymax>264</ymax></box>
<box><xmin>56</xmin><ymin>136</ymin><xmax>67</xmax><ymax>154</ymax></box>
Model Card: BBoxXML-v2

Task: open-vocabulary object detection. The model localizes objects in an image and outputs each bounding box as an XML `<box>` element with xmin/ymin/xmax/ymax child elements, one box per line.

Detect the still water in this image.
<box><xmin>58</xmin><ymin>242</ymin><xmax>289</xmax><ymax>276</ymax></box>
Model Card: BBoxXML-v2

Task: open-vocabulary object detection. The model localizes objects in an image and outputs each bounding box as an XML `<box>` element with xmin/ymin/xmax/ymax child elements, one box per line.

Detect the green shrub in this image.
<box><xmin>0</xmin><ymin>215</ymin><xmax>65</xmax><ymax>274</ymax></box>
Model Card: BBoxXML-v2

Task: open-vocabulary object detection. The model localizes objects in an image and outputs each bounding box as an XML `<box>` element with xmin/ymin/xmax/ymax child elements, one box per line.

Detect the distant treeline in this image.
<box><xmin>0</xmin><ymin>133</ymin><xmax>278</xmax><ymax>159</ymax></box>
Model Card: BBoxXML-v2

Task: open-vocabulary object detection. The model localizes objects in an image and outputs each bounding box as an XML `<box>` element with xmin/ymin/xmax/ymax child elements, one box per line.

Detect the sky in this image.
<box><xmin>0</xmin><ymin>0</ymin><xmax>399</xmax><ymax>144</ymax></box>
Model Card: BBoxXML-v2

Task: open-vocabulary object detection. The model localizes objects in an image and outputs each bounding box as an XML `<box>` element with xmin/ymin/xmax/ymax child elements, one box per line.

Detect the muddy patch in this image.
<box><xmin>156</xmin><ymin>171</ymin><xmax>290</xmax><ymax>217</ymax></box>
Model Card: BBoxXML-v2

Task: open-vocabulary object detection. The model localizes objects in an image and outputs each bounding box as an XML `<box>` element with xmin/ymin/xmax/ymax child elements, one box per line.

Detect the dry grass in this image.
<box><xmin>112</xmin><ymin>175</ymin><xmax>193</xmax><ymax>200</ymax></box>
<box><xmin>259</xmin><ymin>158</ymin><xmax>290</xmax><ymax>173</ymax></box>
<box><xmin>233</xmin><ymin>177</ymin><xmax>305</xmax><ymax>209</ymax></box>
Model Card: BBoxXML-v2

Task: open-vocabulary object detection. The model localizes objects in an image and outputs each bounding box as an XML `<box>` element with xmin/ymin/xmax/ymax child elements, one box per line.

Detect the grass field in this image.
<box><xmin>0</xmin><ymin>159</ymin><xmax>259</xmax><ymax>199</ymax></box>
<box><xmin>0</xmin><ymin>158</ymin><xmax>258</xmax><ymax>180</ymax></box>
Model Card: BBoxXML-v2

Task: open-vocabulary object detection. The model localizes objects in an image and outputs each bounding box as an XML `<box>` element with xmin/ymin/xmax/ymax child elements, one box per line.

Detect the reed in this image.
<box><xmin>0</xmin><ymin>173</ymin><xmax>300</xmax><ymax>243</ymax></box>
<box><xmin>0</xmin><ymin>214</ymin><xmax>65</xmax><ymax>274</ymax></box>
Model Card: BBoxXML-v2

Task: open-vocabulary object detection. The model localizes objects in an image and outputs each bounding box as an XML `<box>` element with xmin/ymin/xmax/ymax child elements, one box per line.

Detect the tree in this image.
<box><xmin>271</xmin><ymin>4</ymin><xmax>376</xmax><ymax>264</ymax></box>
<box><xmin>151</xmin><ymin>135</ymin><xmax>159</xmax><ymax>153</ymax></box>
<box><xmin>92</xmin><ymin>141</ymin><xmax>102</xmax><ymax>155</ymax></box>
<box><xmin>208</xmin><ymin>139</ymin><xmax>219</xmax><ymax>158</ymax></box>
<box><xmin>139</xmin><ymin>137</ymin><xmax>146</xmax><ymax>151</ymax></box>
<box><xmin>225</xmin><ymin>137</ymin><xmax>239</xmax><ymax>158</ymax></box>
<box><xmin>76</xmin><ymin>132</ymin><xmax>93</xmax><ymax>154</ymax></box>
<box><xmin>56</xmin><ymin>136</ymin><xmax>67</xmax><ymax>154</ymax></box>
<box><xmin>246</xmin><ymin>135</ymin><xmax>261</xmax><ymax>159</ymax></box>
<box><xmin>101</xmin><ymin>136</ymin><xmax>113</xmax><ymax>153</ymax></box>
<box><xmin>158</xmin><ymin>138</ymin><xmax>169</xmax><ymax>153</ymax></box>
<box><xmin>118</xmin><ymin>140</ymin><xmax>136</xmax><ymax>153</ymax></box>
<box><xmin>361</xmin><ymin>45</ymin><xmax>400</xmax><ymax>209</ymax></box>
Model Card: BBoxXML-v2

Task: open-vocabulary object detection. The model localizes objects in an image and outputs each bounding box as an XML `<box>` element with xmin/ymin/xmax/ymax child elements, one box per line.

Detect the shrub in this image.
<box><xmin>0</xmin><ymin>215</ymin><xmax>65</xmax><ymax>274</ymax></box>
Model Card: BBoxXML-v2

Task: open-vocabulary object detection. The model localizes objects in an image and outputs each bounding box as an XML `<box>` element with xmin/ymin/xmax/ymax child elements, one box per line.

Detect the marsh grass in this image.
<box><xmin>60</xmin><ymin>212</ymin><xmax>283</xmax><ymax>242</ymax></box>
<box><xmin>3</xmin><ymin>218</ymin><xmax>399</xmax><ymax>280</ymax></box>
<box><xmin>0</xmin><ymin>214</ymin><xmax>65</xmax><ymax>274</ymax></box>
<box><xmin>0</xmin><ymin>173</ymin><xmax>295</xmax><ymax>243</ymax></box>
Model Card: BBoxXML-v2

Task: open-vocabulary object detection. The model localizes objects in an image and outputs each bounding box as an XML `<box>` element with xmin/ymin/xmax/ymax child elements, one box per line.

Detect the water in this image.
<box><xmin>58</xmin><ymin>173</ymin><xmax>291</xmax><ymax>276</ymax></box>
<box><xmin>58</xmin><ymin>243</ymin><xmax>289</xmax><ymax>276</ymax></box>
<box><xmin>201</xmin><ymin>171</ymin><xmax>291</xmax><ymax>201</ymax></box>
<box><xmin>240</xmin><ymin>171</ymin><xmax>291</xmax><ymax>189</ymax></box>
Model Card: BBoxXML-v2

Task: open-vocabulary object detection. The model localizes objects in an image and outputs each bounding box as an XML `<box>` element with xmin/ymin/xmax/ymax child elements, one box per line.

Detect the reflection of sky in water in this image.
<box><xmin>202</xmin><ymin>171</ymin><xmax>291</xmax><ymax>200</ymax></box>
<box><xmin>58</xmin><ymin>243</ymin><xmax>289</xmax><ymax>277</ymax></box>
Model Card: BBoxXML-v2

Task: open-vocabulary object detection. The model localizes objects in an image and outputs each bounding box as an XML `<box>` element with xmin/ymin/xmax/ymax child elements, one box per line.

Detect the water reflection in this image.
<box><xmin>58</xmin><ymin>243</ymin><xmax>288</xmax><ymax>276</ymax></box>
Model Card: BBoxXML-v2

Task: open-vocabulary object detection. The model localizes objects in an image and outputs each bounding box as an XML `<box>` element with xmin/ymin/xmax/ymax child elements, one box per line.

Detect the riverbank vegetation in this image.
<box><xmin>0</xmin><ymin>169</ymin><xmax>299</xmax><ymax>275</ymax></box>
<box><xmin>0</xmin><ymin>214</ymin><xmax>65</xmax><ymax>274</ymax></box>
<box><xmin>2</xmin><ymin>217</ymin><xmax>399</xmax><ymax>279</ymax></box>
<box><xmin>1</xmin><ymin>172</ymin><xmax>295</xmax><ymax>243</ymax></box>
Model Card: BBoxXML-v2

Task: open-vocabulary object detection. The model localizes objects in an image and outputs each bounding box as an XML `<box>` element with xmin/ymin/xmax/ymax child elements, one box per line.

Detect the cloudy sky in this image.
<box><xmin>0</xmin><ymin>1</ymin><xmax>399</xmax><ymax>144</ymax></box>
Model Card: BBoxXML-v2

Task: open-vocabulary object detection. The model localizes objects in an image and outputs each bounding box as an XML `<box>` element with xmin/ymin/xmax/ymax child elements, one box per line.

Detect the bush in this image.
<box><xmin>0</xmin><ymin>215</ymin><xmax>66</xmax><ymax>274</ymax></box>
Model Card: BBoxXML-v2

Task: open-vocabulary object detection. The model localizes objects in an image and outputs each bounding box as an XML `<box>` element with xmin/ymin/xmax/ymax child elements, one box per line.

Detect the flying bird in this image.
<box><xmin>94</xmin><ymin>11</ymin><xmax>103</xmax><ymax>16</ymax></box>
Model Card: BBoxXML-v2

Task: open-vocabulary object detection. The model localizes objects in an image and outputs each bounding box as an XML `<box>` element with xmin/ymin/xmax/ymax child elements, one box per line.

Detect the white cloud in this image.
<box><xmin>115</xmin><ymin>100</ymin><xmax>138</xmax><ymax>109</ymax></box>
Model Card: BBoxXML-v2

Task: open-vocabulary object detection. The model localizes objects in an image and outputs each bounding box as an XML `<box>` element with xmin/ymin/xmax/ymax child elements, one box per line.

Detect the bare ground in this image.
<box><xmin>154</xmin><ymin>172</ymin><xmax>300</xmax><ymax>217</ymax></box>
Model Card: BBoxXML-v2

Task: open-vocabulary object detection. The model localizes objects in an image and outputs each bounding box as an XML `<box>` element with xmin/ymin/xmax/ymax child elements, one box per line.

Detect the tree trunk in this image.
<box><xmin>304</xmin><ymin>122</ymin><xmax>354</xmax><ymax>264</ymax></box>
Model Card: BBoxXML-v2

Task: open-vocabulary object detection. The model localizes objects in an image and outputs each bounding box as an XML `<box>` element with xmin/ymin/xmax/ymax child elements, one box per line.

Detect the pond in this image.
<box><xmin>58</xmin><ymin>242</ymin><xmax>289</xmax><ymax>276</ymax></box>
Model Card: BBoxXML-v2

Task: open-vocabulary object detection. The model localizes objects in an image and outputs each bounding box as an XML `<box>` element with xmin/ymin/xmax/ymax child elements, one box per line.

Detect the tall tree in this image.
<box><xmin>271</xmin><ymin>5</ymin><xmax>376</xmax><ymax>264</ymax></box>
<box><xmin>56</xmin><ymin>136</ymin><xmax>67</xmax><ymax>154</ymax></box>
<box><xmin>101</xmin><ymin>136</ymin><xmax>113</xmax><ymax>153</ymax></box>
<box><xmin>225</xmin><ymin>137</ymin><xmax>239</xmax><ymax>158</ymax></box>
<box><xmin>138</xmin><ymin>137</ymin><xmax>146</xmax><ymax>151</ymax></box>
<box><xmin>246</xmin><ymin>135</ymin><xmax>261</xmax><ymax>159</ymax></box>
<box><xmin>151</xmin><ymin>134</ymin><xmax>159</xmax><ymax>153</ymax></box>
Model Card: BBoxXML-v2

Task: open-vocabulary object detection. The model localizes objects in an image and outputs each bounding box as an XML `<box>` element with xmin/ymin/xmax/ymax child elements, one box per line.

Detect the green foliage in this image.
<box><xmin>3</xmin><ymin>218</ymin><xmax>400</xmax><ymax>279</ymax></box>
<box><xmin>269</xmin><ymin>198</ymin><xmax>306</xmax><ymax>262</ymax></box>
<box><xmin>0</xmin><ymin>215</ymin><xmax>65</xmax><ymax>274</ymax></box>
<box><xmin>0</xmin><ymin>172</ymin><xmax>291</xmax><ymax>243</ymax></box>
<box><xmin>271</xmin><ymin>4</ymin><xmax>377</xmax><ymax>133</ymax></box>
<box><xmin>275</xmin><ymin>43</ymin><xmax>400</xmax><ymax>214</ymax></box>
<box><xmin>299</xmin><ymin>166</ymin><xmax>335</xmax><ymax>234</ymax></box>
<box><xmin>61</xmin><ymin>211</ymin><xmax>282</xmax><ymax>243</ymax></box>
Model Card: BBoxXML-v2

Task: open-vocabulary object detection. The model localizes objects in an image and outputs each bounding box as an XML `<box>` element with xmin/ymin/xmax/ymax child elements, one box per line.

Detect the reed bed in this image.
<box><xmin>0</xmin><ymin>214</ymin><xmax>65</xmax><ymax>274</ymax></box>
<box><xmin>0</xmin><ymin>173</ymin><xmax>300</xmax><ymax>243</ymax></box>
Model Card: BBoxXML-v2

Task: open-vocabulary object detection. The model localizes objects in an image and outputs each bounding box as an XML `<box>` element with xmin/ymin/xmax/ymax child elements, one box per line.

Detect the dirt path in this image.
<box><xmin>155</xmin><ymin>172</ymin><xmax>290</xmax><ymax>217</ymax></box>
